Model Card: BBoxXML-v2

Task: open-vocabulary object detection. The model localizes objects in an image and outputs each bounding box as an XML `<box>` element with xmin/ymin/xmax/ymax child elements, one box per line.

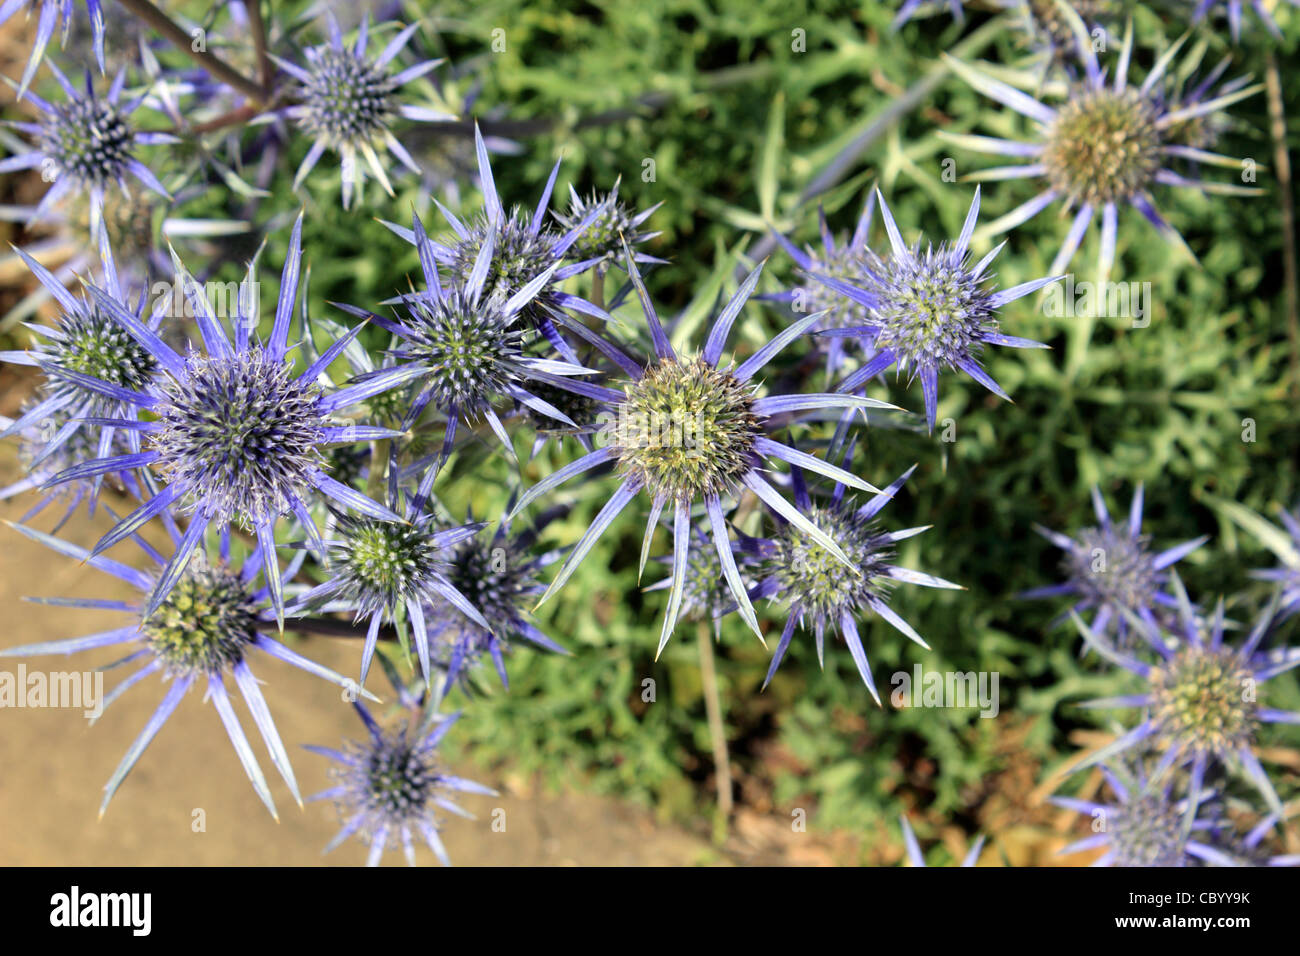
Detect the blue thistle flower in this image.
<box><xmin>39</xmin><ymin>216</ymin><xmax>422</xmax><ymax>624</ymax></box>
<box><xmin>1070</xmin><ymin>576</ymin><xmax>1300</xmax><ymax>818</ymax></box>
<box><xmin>507</xmin><ymin>248</ymin><xmax>897</xmax><ymax>655</ymax></box>
<box><xmin>1</xmin><ymin>63</ymin><xmax>176</xmax><ymax>238</ymax></box>
<box><xmin>1052</xmin><ymin>761</ymin><xmax>1234</xmax><ymax>866</ymax></box>
<box><xmin>812</xmin><ymin>187</ymin><xmax>1055</xmax><ymax>431</ymax></box>
<box><xmin>1024</xmin><ymin>484</ymin><xmax>1207</xmax><ymax>647</ymax></box>
<box><xmin>554</xmin><ymin>178</ymin><xmax>664</xmax><ymax>276</ymax></box>
<box><xmin>307</xmin><ymin>703</ymin><xmax>495</xmax><ymax>866</ymax></box>
<box><xmin>381</xmin><ymin>126</ymin><xmax>609</xmax><ymax>361</ymax></box>
<box><xmin>899</xmin><ymin>815</ymin><xmax>985</xmax><ymax>867</ymax></box>
<box><xmin>944</xmin><ymin>23</ymin><xmax>1262</xmax><ymax>279</ymax></box>
<box><xmin>1</xmin><ymin>230</ymin><xmax>155</xmax><ymax>494</ymax></box>
<box><xmin>424</xmin><ymin>505</ymin><xmax>569</xmax><ymax>690</ymax></box>
<box><xmin>770</xmin><ymin>197</ymin><xmax>884</xmax><ymax>385</ymax></box>
<box><xmin>288</xmin><ymin>487</ymin><xmax>494</xmax><ymax>688</ymax></box>
<box><xmin>337</xmin><ymin>198</ymin><xmax>605</xmax><ymax>485</ymax></box>
<box><xmin>745</xmin><ymin>448</ymin><xmax>961</xmax><ymax>699</ymax></box>
<box><xmin>645</xmin><ymin>525</ymin><xmax>762</xmax><ymax>638</ymax></box>
<box><xmin>1193</xmin><ymin>0</ymin><xmax>1300</xmax><ymax>41</ymax></box>
<box><xmin>0</xmin><ymin>520</ymin><xmax>368</xmax><ymax>818</ymax></box>
<box><xmin>0</xmin><ymin>0</ymin><xmax>105</xmax><ymax>96</ymax></box>
<box><xmin>276</xmin><ymin>14</ymin><xmax>451</xmax><ymax>209</ymax></box>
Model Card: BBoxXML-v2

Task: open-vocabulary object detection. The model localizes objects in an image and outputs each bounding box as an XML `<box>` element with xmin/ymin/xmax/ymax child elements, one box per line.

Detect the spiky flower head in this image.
<box><xmin>292</xmin><ymin>490</ymin><xmax>492</xmax><ymax>687</ymax></box>
<box><xmin>508</xmin><ymin>249</ymin><xmax>895</xmax><ymax>655</ymax></box>
<box><xmin>614</xmin><ymin>356</ymin><xmax>761</xmax><ymax>501</ymax></box>
<box><xmin>813</xmin><ymin>187</ymin><xmax>1053</xmax><ymax>430</ymax></box>
<box><xmin>41</xmin><ymin>216</ymin><xmax>416</xmax><ymax>623</ymax></box>
<box><xmin>151</xmin><ymin>347</ymin><xmax>329</xmax><ymax>524</ymax></box>
<box><xmin>749</xmin><ymin>457</ymin><xmax>960</xmax><ymax>700</ymax></box>
<box><xmin>1053</xmin><ymin>763</ymin><xmax>1217</xmax><ymax>866</ymax></box>
<box><xmin>280</xmin><ymin>14</ymin><xmax>450</xmax><ymax>209</ymax></box>
<box><xmin>7</xmin><ymin>62</ymin><xmax>174</xmax><ymax>237</ymax></box>
<box><xmin>647</xmin><ymin>527</ymin><xmax>761</xmax><ymax>629</ymax></box>
<box><xmin>2</xmin><ymin>232</ymin><xmax>155</xmax><ymax>495</ymax></box>
<box><xmin>945</xmin><ymin>25</ymin><xmax>1262</xmax><ymax>279</ymax></box>
<box><xmin>309</xmin><ymin>703</ymin><xmax>494</xmax><ymax>866</ymax></box>
<box><xmin>342</xmin><ymin>205</ymin><xmax>602</xmax><ymax>487</ymax></box>
<box><xmin>425</xmin><ymin>509</ymin><xmax>567</xmax><ymax>689</ymax></box>
<box><xmin>384</xmin><ymin>126</ymin><xmax>606</xmax><ymax>357</ymax></box>
<box><xmin>1071</xmin><ymin>576</ymin><xmax>1300</xmax><ymax>818</ymax></box>
<box><xmin>1026</xmin><ymin>484</ymin><xmax>1206</xmax><ymax>647</ymax></box>
<box><xmin>554</xmin><ymin>179</ymin><xmax>662</xmax><ymax>274</ymax></box>
<box><xmin>772</xmin><ymin>198</ymin><xmax>878</xmax><ymax>336</ymax></box>
<box><xmin>0</xmin><ymin>0</ymin><xmax>106</xmax><ymax>96</ymax></box>
<box><xmin>0</xmin><ymin>521</ymin><xmax>365</xmax><ymax>819</ymax></box>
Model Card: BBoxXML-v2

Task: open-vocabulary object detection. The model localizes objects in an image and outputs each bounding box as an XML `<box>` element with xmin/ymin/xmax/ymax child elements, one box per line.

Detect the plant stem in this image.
<box><xmin>1265</xmin><ymin>52</ymin><xmax>1299</xmax><ymax>400</ymax></box>
<box><xmin>118</xmin><ymin>0</ymin><xmax>268</xmax><ymax>103</ymax></box>
<box><xmin>248</xmin><ymin>0</ymin><xmax>273</xmax><ymax>94</ymax></box>
<box><xmin>289</xmin><ymin>615</ymin><xmax>396</xmax><ymax>640</ymax></box>
<box><xmin>697</xmin><ymin>619</ymin><xmax>733</xmax><ymax>840</ymax></box>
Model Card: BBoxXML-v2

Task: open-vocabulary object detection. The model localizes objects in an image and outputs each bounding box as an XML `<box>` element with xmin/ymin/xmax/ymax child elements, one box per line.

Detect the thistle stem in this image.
<box><xmin>248</xmin><ymin>0</ymin><xmax>273</xmax><ymax>95</ymax></box>
<box><xmin>1265</xmin><ymin>52</ymin><xmax>1299</xmax><ymax>400</ymax></box>
<box><xmin>697</xmin><ymin>618</ymin><xmax>733</xmax><ymax>839</ymax></box>
<box><xmin>117</xmin><ymin>0</ymin><xmax>268</xmax><ymax>103</ymax></box>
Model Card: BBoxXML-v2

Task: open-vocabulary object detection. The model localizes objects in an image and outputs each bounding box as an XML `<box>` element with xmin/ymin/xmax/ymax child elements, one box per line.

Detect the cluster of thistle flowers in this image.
<box><xmin>1024</xmin><ymin>485</ymin><xmax>1300</xmax><ymax>866</ymax></box>
<box><xmin>0</xmin><ymin>6</ymin><xmax>471</xmax><ymax>312</ymax></box>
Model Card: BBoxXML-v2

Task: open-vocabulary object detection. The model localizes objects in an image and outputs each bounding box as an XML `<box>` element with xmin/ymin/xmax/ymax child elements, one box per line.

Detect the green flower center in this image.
<box><xmin>345</xmin><ymin>522</ymin><xmax>433</xmax><ymax>602</ymax></box>
<box><xmin>143</xmin><ymin>565</ymin><xmax>258</xmax><ymax>674</ymax></box>
<box><xmin>1151</xmin><ymin>646</ymin><xmax>1257</xmax><ymax>759</ymax></box>
<box><xmin>1043</xmin><ymin>88</ymin><xmax>1162</xmax><ymax>206</ymax></box>
<box><xmin>614</xmin><ymin>356</ymin><xmax>760</xmax><ymax>501</ymax></box>
<box><xmin>773</xmin><ymin>507</ymin><xmax>889</xmax><ymax>618</ymax></box>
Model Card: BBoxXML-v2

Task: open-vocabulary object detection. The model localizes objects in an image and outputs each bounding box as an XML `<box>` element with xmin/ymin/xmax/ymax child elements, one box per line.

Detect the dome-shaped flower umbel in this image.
<box><xmin>944</xmin><ymin>23</ymin><xmax>1261</xmax><ymax>279</ymax></box>
<box><xmin>4</xmin><ymin>63</ymin><xmax>175</xmax><ymax>237</ymax></box>
<box><xmin>308</xmin><ymin>703</ymin><xmax>495</xmax><ymax>866</ymax></box>
<box><xmin>746</xmin><ymin>452</ymin><xmax>961</xmax><ymax>699</ymax></box>
<box><xmin>1025</xmin><ymin>484</ymin><xmax>1206</xmax><ymax>647</ymax></box>
<box><xmin>508</xmin><ymin>248</ymin><xmax>895</xmax><ymax>654</ymax></box>
<box><xmin>813</xmin><ymin>187</ymin><xmax>1054</xmax><ymax>431</ymax></box>
<box><xmin>278</xmin><ymin>14</ymin><xmax>450</xmax><ymax>209</ymax></box>
<box><xmin>0</xmin><ymin>0</ymin><xmax>105</xmax><ymax>96</ymax></box>
<box><xmin>289</xmin><ymin>487</ymin><xmax>493</xmax><ymax>687</ymax></box>
<box><xmin>1071</xmin><ymin>577</ymin><xmax>1300</xmax><ymax>818</ymax></box>
<box><xmin>41</xmin><ymin>217</ymin><xmax>421</xmax><ymax>624</ymax></box>
<box><xmin>0</xmin><ymin>521</ymin><xmax>368</xmax><ymax>818</ymax></box>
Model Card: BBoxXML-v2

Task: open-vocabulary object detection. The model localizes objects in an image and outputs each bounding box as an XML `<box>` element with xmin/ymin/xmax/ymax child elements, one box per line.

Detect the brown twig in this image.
<box><xmin>117</xmin><ymin>0</ymin><xmax>267</xmax><ymax>103</ymax></box>
<box><xmin>1265</xmin><ymin>52</ymin><xmax>1300</xmax><ymax>400</ymax></box>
